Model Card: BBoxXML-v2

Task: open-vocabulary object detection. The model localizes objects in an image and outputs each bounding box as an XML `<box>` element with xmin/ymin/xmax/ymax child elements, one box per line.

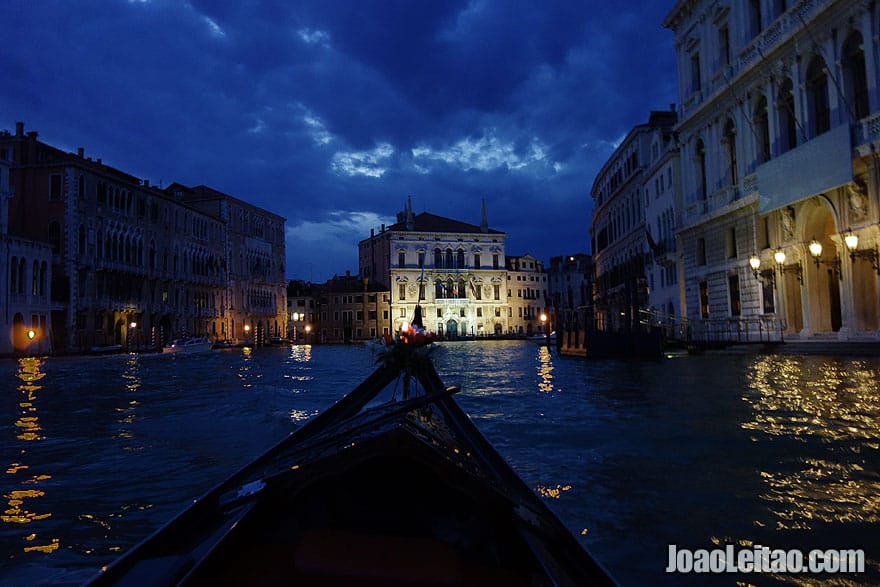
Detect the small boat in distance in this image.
<box><xmin>86</xmin><ymin>342</ymin><xmax>616</xmax><ymax>586</ymax></box>
<box><xmin>529</xmin><ymin>331</ymin><xmax>557</xmax><ymax>345</ymax></box>
<box><xmin>162</xmin><ymin>336</ymin><xmax>213</xmax><ymax>354</ymax></box>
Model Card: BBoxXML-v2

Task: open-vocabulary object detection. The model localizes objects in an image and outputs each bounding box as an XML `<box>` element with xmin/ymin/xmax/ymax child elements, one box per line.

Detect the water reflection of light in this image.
<box><xmin>116</xmin><ymin>355</ymin><xmax>142</xmax><ymax>443</ymax></box>
<box><xmin>290</xmin><ymin>345</ymin><xmax>312</xmax><ymax>362</ymax></box>
<box><xmin>536</xmin><ymin>483</ymin><xmax>572</xmax><ymax>499</ymax></box>
<box><xmin>5</xmin><ymin>358</ymin><xmax>59</xmax><ymax>554</ymax></box>
<box><xmin>536</xmin><ymin>346</ymin><xmax>555</xmax><ymax>393</ymax></box>
<box><xmin>744</xmin><ymin>355</ymin><xmax>880</xmax><ymax>529</ymax></box>
<box><xmin>289</xmin><ymin>408</ymin><xmax>319</xmax><ymax>423</ymax></box>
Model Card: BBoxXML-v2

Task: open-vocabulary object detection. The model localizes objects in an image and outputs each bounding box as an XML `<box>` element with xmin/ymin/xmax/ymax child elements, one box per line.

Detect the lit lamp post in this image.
<box><xmin>244</xmin><ymin>323</ymin><xmax>251</xmax><ymax>346</ymax></box>
<box><xmin>809</xmin><ymin>236</ymin><xmax>842</xmax><ymax>280</ymax></box>
<box><xmin>844</xmin><ymin>229</ymin><xmax>880</xmax><ymax>274</ymax></box>
<box><xmin>129</xmin><ymin>321</ymin><xmax>137</xmax><ymax>352</ymax></box>
<box><xmin>304</xmin><ymin>324</ymin><xmax>312</xmax><ymax>344</ymax></box>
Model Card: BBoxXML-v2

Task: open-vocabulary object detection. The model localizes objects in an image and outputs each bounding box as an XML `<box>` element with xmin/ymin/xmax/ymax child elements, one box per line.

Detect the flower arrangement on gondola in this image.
<box><xmin>376</xmin><ymin>322</ymin><xmax>437</xmax><ymax>399</ymax></box>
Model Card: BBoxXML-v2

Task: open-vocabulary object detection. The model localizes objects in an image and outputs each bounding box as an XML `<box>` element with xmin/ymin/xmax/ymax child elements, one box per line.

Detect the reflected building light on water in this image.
<box><xmin>290</xmin><ymin>345</ymin><xmax>312</xmax><ymax>363</ymax></box>
<box><xmin>4</xmin><ymin>358</ymin><xmax>59</xmax><ymax>554</ymax></box>
<box><xmin>536</xmin><ymin>346</ymin><xmax>555</xmax><ymax>393</ymax></box>
<box><xmin>743</xmin><ymin>356</ymin><xmax>880</xmax><ymax>529</ymax></box>
<box><xmin>535</xmin><ymin>483</ymin><xmax>572</xmax><ymax>499</ymax></box>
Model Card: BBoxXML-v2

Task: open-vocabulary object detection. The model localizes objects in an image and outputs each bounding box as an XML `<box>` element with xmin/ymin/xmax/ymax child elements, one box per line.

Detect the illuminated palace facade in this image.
<box><xmin>0</xmin><ymin>122</ymin><xmax>286</xmax><ymax>354</ymax></box>
<box><xmin>664</xmin><ymin>0</ymin><xmax>880</xmax><ymax>339</ymax></box>
<box><xmin>358</xmin><ymin>200</ymin><xmax>514</xmax><ymax>338</ymax></box>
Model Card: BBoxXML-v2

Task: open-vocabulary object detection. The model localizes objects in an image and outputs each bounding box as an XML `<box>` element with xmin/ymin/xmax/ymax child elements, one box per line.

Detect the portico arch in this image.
<box><xmin>801</xmin><ymin>200</ymin><xmax>842</xmax><ymax>333</ymax></box>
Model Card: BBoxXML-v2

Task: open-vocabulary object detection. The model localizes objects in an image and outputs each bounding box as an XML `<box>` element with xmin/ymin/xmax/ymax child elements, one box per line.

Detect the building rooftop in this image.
<box><xmin>387</xmin><ymin>211</ymin><xmax>504</xmax><ymax>235</ymax></box>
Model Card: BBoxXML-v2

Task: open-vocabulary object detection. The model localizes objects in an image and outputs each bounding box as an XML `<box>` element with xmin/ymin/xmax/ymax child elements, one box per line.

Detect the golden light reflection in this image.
<box><xmin>115</xmin><ymin>356</ymin><xmax>142</xmax><ymax>441</ymax></box>
<box><xmin>288</xmin><ymin>408</ymin><xmax>319</xmax><ymax>423</ymax></box>
<box><xmin>536</xmin><ymin>346</ymin><xmax>555</xmax><ymax>393</ymax></box>
<box><xmin>536</xmin><ymin>483</ymin><xmax>572</xmax><ymax>499</ymax></box>
<box><xmin>290</xmin><ymin>345</ymin><xmax>312</xmax><ymax>362</ymax></box>
<box><xmin>6</xmin><ymin>357</ymin><xmax>58</xmax><ymax>555</ymax></box>
<box><xmin>744</xmin><ymin>355</ymin><xmax>880</xmax><ymax>529</ymax></box>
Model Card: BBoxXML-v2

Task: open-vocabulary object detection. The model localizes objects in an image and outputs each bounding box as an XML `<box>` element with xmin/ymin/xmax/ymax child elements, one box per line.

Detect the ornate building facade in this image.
<box><xmin>664</xmin><ymin>0</ymin><xmax>880</xmax><ymax>340</ymax></box>
<box><xmin>1</xmin><ymin>143</ymin><xmax>53</xmax><ymax>355</ymax></box>
<box><xmin>591</xmin><ymin>109</ymin><xmax>678</xmax><ymax>332</ymax></box>
<box><xmin>1</xmin><ymin>122</ymin><xmax>286</xmax><ymax>354</ymax></box>
<box><xmin>505</xmin><ymin>254</ymin><xmax>550</xmax><ymax>336</ymax></box>
<box><xmin>358</xmin><ymin>200</ymin><xmax>510</xmax><ymax>338</ymax></box>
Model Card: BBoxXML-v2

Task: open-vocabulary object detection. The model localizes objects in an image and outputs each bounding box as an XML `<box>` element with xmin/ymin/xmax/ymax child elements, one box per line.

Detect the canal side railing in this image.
<box><xmin>636</xmin><ymin>309</ymin><xmax>786</xmax><ymax>345</ymax></box>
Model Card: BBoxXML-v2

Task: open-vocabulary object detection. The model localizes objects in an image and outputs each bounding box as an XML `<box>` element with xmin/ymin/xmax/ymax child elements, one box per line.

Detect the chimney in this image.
<box><xmin>15</xmin><ymin>122</ymin><xmax>24</xmax><ymax>137</ymax></box>
<box><xmin>97</xmin><ymin>158</ymin><xmax>102</xmax><ymax>165</ymax></box>
<box><xmin>77</xmin><ymin>147</ymin><xmax>84</xmax><ymax>158</ymax></box>
<box><xmin>26</xmin><ymin>131</ymin><xmax>38</xmax><ymax>140</ymax></box>
<box><xmin>143</xmin><ymin>179</ymin><xmax>150</xmax><ymax>187</ymax></box>
<box><xmin>480</xmin><ymin>199</ymin><xmax>489</xmax><ymax>233</ymax></box>
<box><xmin>381</xmin><ymin>223</ymin><xmax>385</xmax><ymax>233</ymax></box>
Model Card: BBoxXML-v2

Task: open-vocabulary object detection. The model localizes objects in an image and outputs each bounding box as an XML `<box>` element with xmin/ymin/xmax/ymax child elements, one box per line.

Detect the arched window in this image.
<box><xmin>754</xmin><ymin>96</ymin><xmax>770</xmax><ymax>164</ymax></box>
<box><xmin>748</xmin><ymin>0</ymin><xmax>762</xmax><ymax>38</ymax></box>
<box><xmin>10</xmin><ymin>256</ymin><xmax>17</xmax><ymax>293</ymax></box>
<box><xmin>446</xmin><ymin>278</ymin><xmax>455</xmax><ymax>298</ymax></box>
<box><xmin>445</xmin><ymin>248</ymin><xmax>453</xmax><ymax>269</ymax></box>
<box><xmin>434</xmin><ymin>248</ymin><xmax>442</xmax><ymax>268</ymax></box>
<box><xmin>79</xmin><ymin>224</ymin><xmax>86</xmax><ymax>255</ymax></box>
<box><xmin>722</xmin><ymin>118</ymin><xmax>737</xmax><ymax>186</ymax></box>
<box><xmin>457</xmin><ymin>279</ymin><xmax>466</xmax><ymax>299</ymax></box>
<box><xmin>18</xmin><ymin>258</ymin><xmax>25</xmax><ymax>294</ymax></box>
<box><xmin>32</xmin><ymin>260</ymin><xmax>38</xmax><ymax>295</ymax></box>
<box><xmin>39</xmin><ymin>262</ymin><xmax>47</xmax><ymax>296</ymax></box>
<box><xmin>435</xmin><ymin>280</ymin><xmax>443</xmax><ymax>299</ymax></box>
<box><xmin>456</xmin><ymin>249</ymin><xmax>465</xmax><ymax>269</ymax></box>
<box><xmin>842</xmin><ymin>31</ymin><xmax>868</xmax><ymax>120</ymax></box>
<box><xmin>695</xmin><ymin>139</ymin><xmax>707</xmax><ymax>201</ymax></box>
<box><xmin>806</xmin><ymin>56</ymin><xmax>830</xmax><ymax>137</ymax></box>
<box><xmin>776</xmin><ymin>77</ymin><xmax>797</xmax><ymax>153</ymax></box>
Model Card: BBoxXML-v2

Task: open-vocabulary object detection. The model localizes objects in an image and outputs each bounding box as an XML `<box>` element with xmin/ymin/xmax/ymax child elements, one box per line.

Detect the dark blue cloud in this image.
<box><xmin>0</xmin><ymin>0</ymin><xmax>677</xmax><ymax>281</ymax></box>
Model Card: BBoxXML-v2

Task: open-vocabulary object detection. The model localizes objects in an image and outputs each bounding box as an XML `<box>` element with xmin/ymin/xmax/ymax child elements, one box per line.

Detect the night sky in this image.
<box><xmin>3</xmin><ymin>1</ymin><xmax>677</xmax><ymax>282</ymax></box>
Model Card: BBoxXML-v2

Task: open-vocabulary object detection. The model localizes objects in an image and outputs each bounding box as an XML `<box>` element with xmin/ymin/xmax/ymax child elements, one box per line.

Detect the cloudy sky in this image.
<box><xmin>3</xmin><ymin>1</ymin><xmax>677</xmax><ymax>282</ymax></box>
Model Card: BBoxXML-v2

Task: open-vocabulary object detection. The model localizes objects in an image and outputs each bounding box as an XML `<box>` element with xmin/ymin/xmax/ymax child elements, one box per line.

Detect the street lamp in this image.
<box><xmin>808</xmin><ymin>236</ymin><xmax>841</xmax><ymax>279</ymax></box>
<box><xmin>129</xmin><ymin>321</ymin><xmax>137</xmax><ymax>352</ymax></box>
<box><xmin>844</xmin><ymin>229</ymin><xmax>880</xmax><ymax>274</ymax></box>
<box><xmin>749</xmin><ymin>254</ymin><xmax>761</xmax><ymax>278</ymax></box>
<box><xmin>244</xmin><ymin>323</ymin><xmax>251</xmax><ymax>346</ymax></box>
<box><xmin>304</xmin><ymin>324</ymin><xmax>312</xmax><ymax>343</ymax></box>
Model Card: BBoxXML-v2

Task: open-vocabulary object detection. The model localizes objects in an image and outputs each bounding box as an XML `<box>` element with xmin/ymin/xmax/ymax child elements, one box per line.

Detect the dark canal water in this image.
<box><xmin>1</xmin><ymin>341</ymin><xmax>879</xmax><ymax>586</ymax></box>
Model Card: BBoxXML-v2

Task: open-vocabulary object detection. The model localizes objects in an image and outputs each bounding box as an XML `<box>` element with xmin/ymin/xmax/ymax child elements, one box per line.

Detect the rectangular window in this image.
<box><xmin>697</xmin><ymin>238</ymin><xmax>707</xmax><ymax>266</ymax></box>
<box><xmin>477</xmin><ymin>308</ymin><xmax>483</xmax><ymax>317</ymax></box>
<box><xmin>690</xmin><ymin>52</ymin><xmax>701</xmax><ymax>93</ymax></box>
<box><xmin>418</xmin><ymin>252</ymin><xmax>425</xmax><ymax>268</ymax></box>
<box><xmin>719</xmin><ymin>25</ymin><xmax>730</xmax><ymax>67</ymax></box>
<box><xmin>493</xmin><ymin>284</ymin><xmax>500</xmax><ymax>300</ymax></box>
<box><xmin>398</xmin><ymin>252</ymin><xmax>406</xmax><ymax>268</ymax></box>
<box><xmin>699</xmin><ymin>281</ymin><xmax>710</xmax><ymax>319</ymax></box>
<box><xmin>729</xmin><ymin>274</ymin><xmax>741</xmax><ymax>316</ymax></box>
<box><xmin>474</xmin><ymin>254</ymin><xmax>480</xmax><ymax>268</ymax></box>
<box><xmin>398</xmin><ymin>284</ymin><xmax>406</xmax><ymax>300</ymax></box>
<box><xmin>727</xmin><ymin>227</ymin><xmax>737</xmax><ymax>259</ymax></box>
<box><xmin>493</xmin><ymin>254</ymin><xmax>499</xmax><ymax>269</ymax></box>
<box><xmin>761</xmin><ymin>272</ymin><xmax>776</xmax><ymax>313</ymax></box>
<box><xmin>49</xmin><ymin>174</ymin><xmax>62</xmax><ymax>201</ymax></box>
